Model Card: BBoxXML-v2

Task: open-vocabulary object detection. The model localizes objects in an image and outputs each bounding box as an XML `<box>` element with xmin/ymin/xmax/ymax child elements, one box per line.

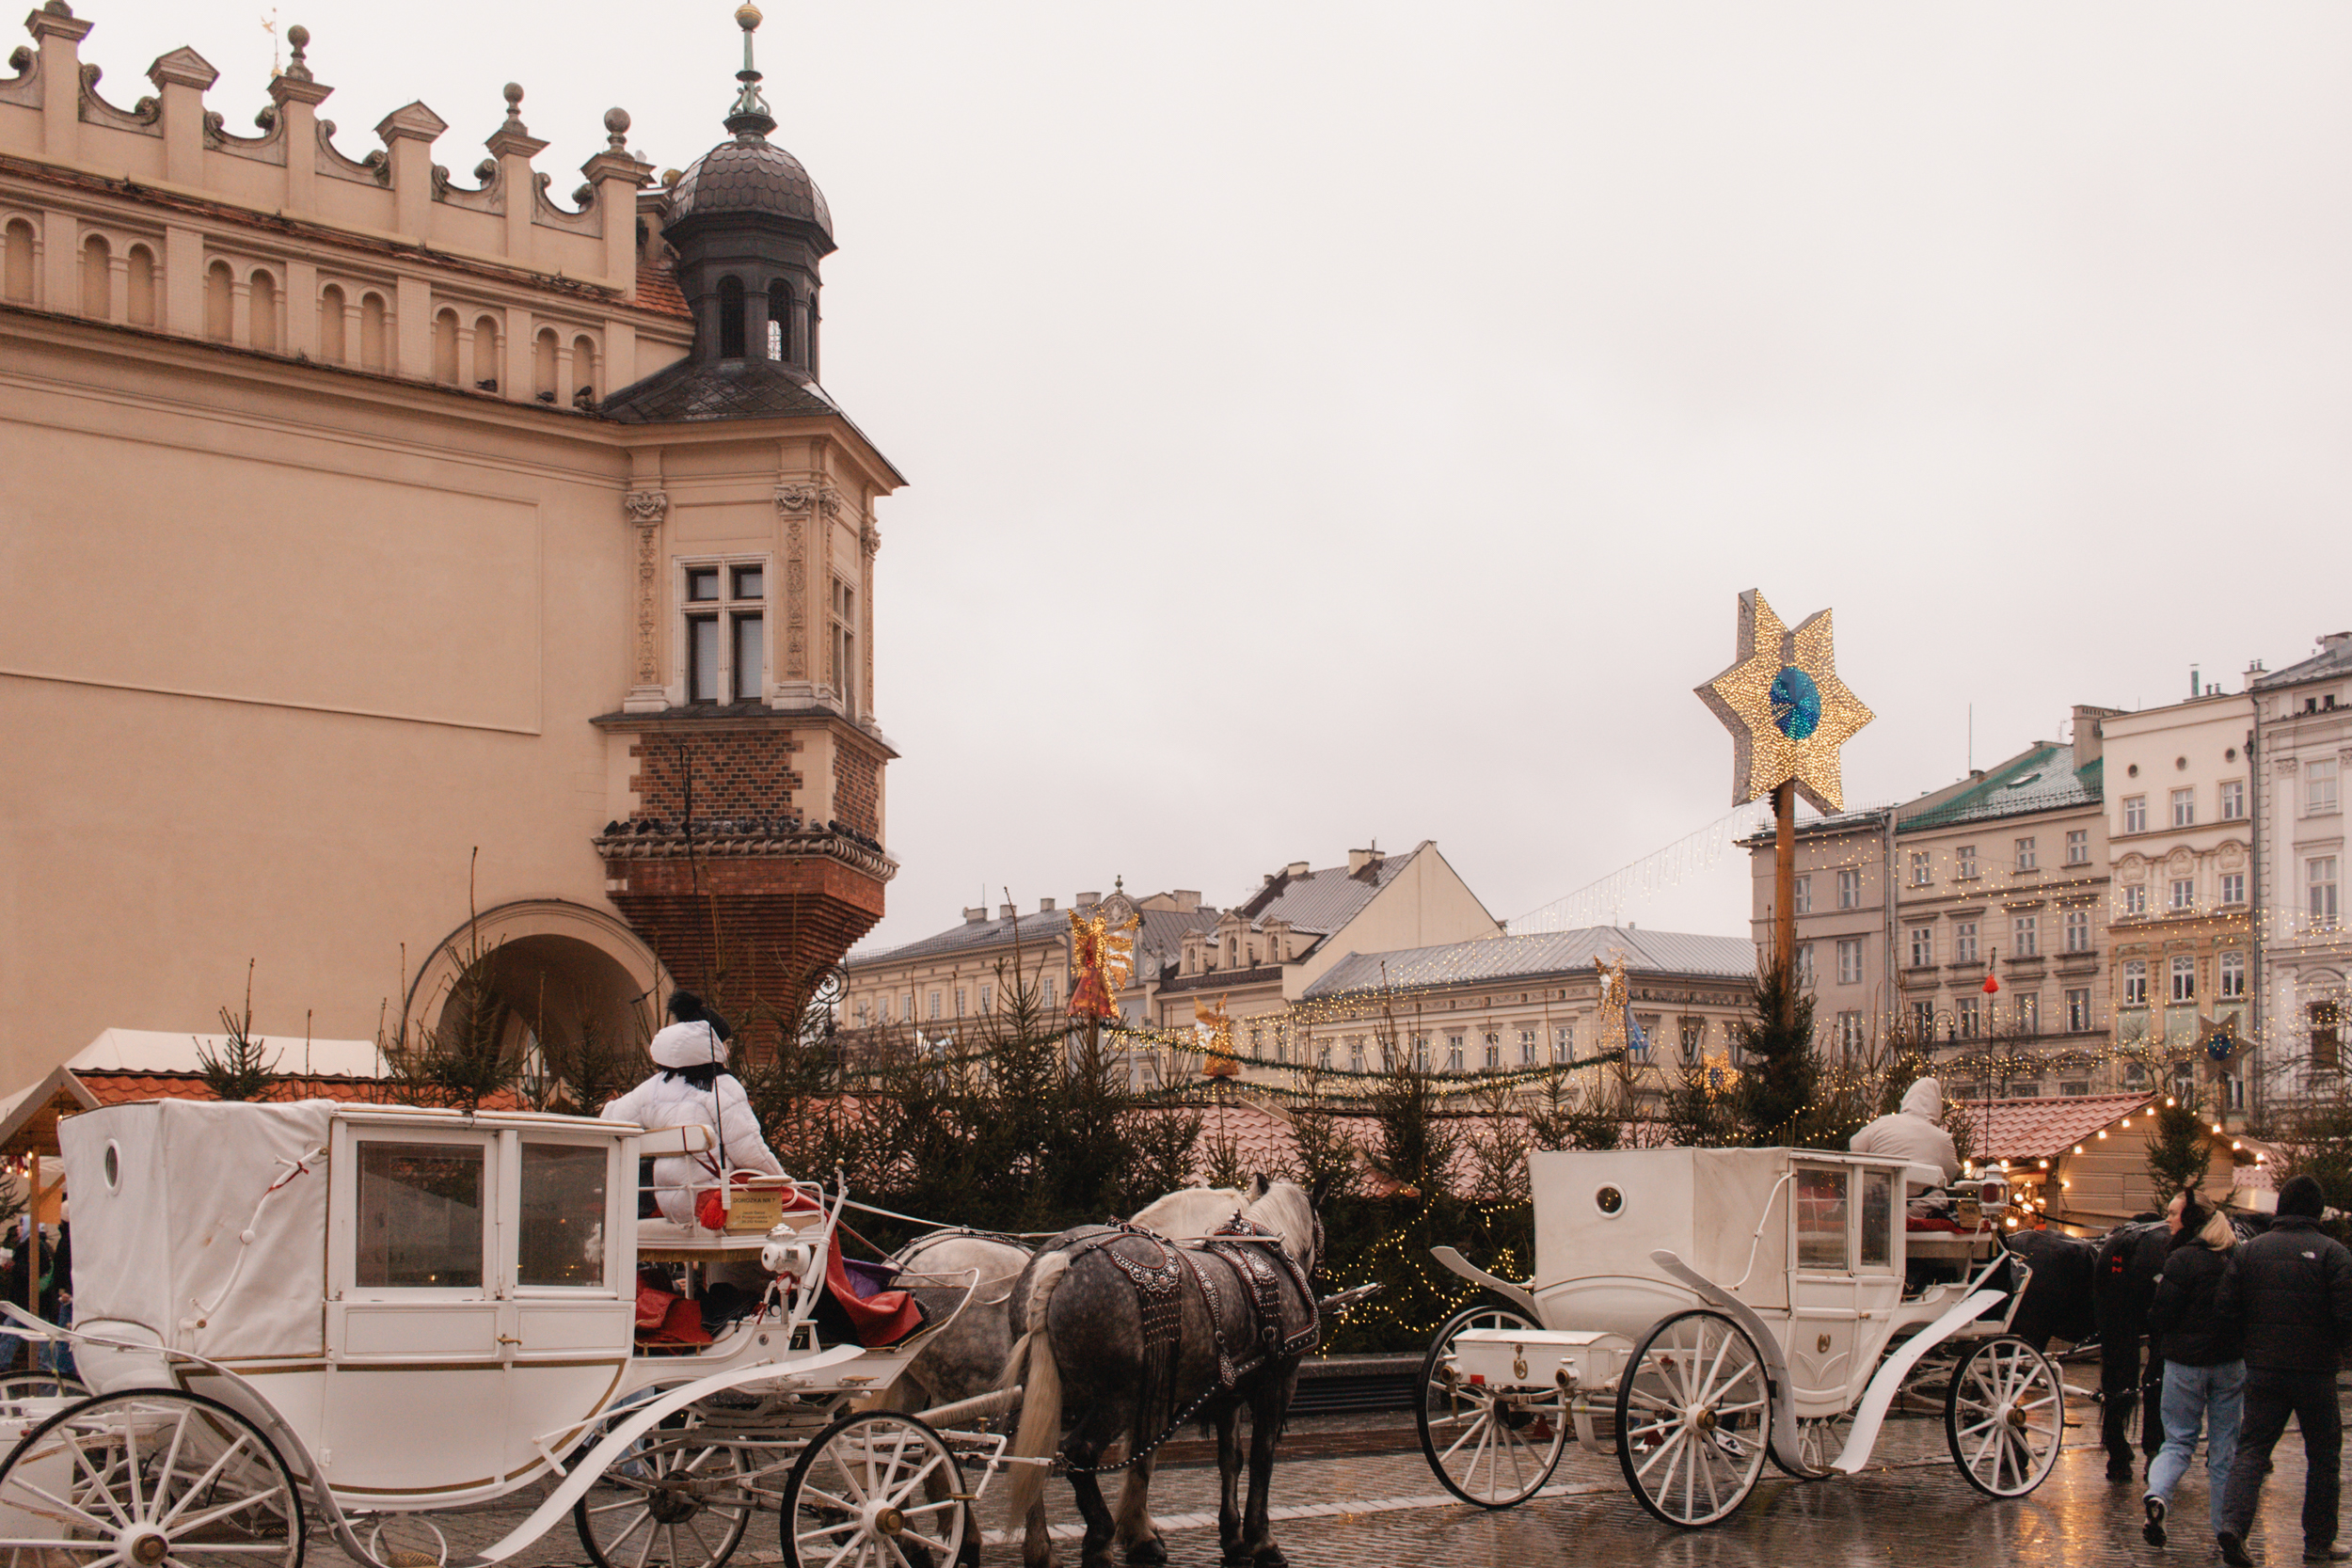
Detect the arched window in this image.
<box><xmin>767</xmin><ymin>280</ymin><xmax>791</xmax><ymax>360</ymax></box>
<box><xmin>2</xmin><ymin>218</ymin><xmax>36</xmax><ymax>304</ymax></box>
<box><xmin>433</xmin><ymin>309</ymin><xmax>460</xmax><ymax>385</ymax></box>
<box><xmin>318</xmin><ymin>283</ymin><xmax>346</xmax><ymax>362</ymax></box>
<box><xmin>533</xmin><ymin>328</ymin><xmax>559</xmax><ymax>401</ymax></box>
<box><xmin>248</xmin><ymin>269</ymin><xmax>277</xmax><ymax>352</ymax></box>
<box><xmin>125</xmin><ymin>245</ymin><xmax>157</xmax><ymax>328</ymax></box>
<box><xmin>206</xmin><ymin>261</ymin><xmax>235</xmax><ymax>342</ymax></box>
<box><xmin>358</xmin><ymin>292</ymin><xmax>388</xmax><ymax>372</ymax></box>
<box><xmin>717</xmin><ymin>275</ymin><xmax>745</xmax><ymax>358</ymax></box>
<box><xmin>571</xmin><ymin>334</ymin><xmax>597</xmax><ymax>404</ymax></box>
<box><xmin>79</xmin><ymin>234</ymin><xmax>109</xmax><ymax>319</ymax></box>
<box><xmin>472</xmin><ymin>313</ymin><xmax>501</xmax><ymax>388</ymax></box>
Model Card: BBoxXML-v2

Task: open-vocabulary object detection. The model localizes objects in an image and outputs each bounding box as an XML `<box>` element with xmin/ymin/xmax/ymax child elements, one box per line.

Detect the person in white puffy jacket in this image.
<box><xmin>1849</xmin><ymin>1076</ymin><xmax>1963</xmax><ymax>1189</ymax></box>
<box><xmin>601</xmin><ymin>991</ymin><xmax>785</xmax><ymax>1226</ymax></box>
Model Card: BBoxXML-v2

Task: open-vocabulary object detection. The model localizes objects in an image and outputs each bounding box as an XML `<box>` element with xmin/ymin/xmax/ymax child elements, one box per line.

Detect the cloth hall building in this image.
<box><xmin>0</xmin><ymin>4</ymin><xmax>901</xmax><ymax>1081</ymax></box>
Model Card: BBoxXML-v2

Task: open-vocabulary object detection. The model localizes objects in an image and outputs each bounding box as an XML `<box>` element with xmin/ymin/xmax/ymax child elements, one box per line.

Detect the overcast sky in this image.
<box><xmin>83</xmin><ymin>2</ymin><xmax>2352</xmax><ymax>952</ymax></box>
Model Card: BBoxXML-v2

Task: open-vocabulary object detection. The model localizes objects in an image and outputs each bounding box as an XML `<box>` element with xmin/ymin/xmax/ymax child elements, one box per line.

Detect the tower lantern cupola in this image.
<box><xmin>662</xmin><ymin>3</ymin><xmax>834</xmax><ymax>376</ymax></box>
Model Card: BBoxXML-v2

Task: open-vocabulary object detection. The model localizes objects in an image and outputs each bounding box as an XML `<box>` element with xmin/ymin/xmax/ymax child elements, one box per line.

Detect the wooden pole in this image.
<box><xmin>1773</xmin><ymin>781</ymin><xmax>1797</xmax><ymax>1031</ymax></box>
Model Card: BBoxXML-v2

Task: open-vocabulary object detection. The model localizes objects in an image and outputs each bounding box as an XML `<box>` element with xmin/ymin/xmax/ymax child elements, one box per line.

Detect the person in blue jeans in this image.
<box><xmin>2143</xmin><ymin>1189</ymin><xmax>2245</xmax><ymax>1546</ymax></box>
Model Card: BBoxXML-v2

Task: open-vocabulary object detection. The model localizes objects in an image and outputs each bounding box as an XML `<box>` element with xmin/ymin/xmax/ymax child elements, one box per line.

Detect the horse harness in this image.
<box><xmin>1054</xmin><ymin>1216</ymin><xmax>1319</xmax><ymax>1475</ymax></box>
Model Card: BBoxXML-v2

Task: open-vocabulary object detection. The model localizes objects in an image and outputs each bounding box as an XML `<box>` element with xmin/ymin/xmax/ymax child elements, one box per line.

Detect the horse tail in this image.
<box><xmin>1000</xmin><ymin>1251</ymin><xmax>1071</xmax><ymax>1522</ymax></box>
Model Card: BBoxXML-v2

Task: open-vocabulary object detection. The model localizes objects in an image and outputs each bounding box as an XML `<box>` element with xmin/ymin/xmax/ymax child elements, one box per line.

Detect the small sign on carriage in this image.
<box><xmin>722</xmin><ymin>1184</ymin><xmax>787</xmax><ymax>1234</ymax></box>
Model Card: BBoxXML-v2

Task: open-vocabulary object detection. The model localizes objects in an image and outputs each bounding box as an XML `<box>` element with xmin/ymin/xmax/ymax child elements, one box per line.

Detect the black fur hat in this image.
<box><xmin>667</xmin><ymin>990</ymin><xmax>706</xmax><ymax>1023</ymax></box>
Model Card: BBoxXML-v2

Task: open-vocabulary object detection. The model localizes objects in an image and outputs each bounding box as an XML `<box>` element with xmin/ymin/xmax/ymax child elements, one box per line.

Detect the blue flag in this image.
<box><xmin>1624</xmin><ymin>1005</ymin><xmax>1648</xmax><ymax>1058</ymax></box>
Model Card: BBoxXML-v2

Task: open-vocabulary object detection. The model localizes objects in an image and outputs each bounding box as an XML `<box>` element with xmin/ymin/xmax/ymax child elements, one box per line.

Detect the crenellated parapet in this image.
<box><xmin>0</xmin><ymin>2</ymin><xmax>687</xmax><ymax>402</ymax></box>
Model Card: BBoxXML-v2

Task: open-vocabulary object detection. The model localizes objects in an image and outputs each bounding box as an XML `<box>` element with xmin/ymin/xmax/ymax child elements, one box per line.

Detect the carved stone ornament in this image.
<box><xmin>622</xmin><ymin>490</ymin><xmax>667</xmax><ymax>688</ymax></box>
<box><xmin>776</xmin><ymin>483</ymin><xmax>819</xmax><ymax>515</ymax></box>
<box><xmin>860</xmin><ymin>517</ymin><xmax>881</xmax><ymax>556</ymax></box>
<box><xmin>2279</xmin><ymin>755</ymin><xmax>2300</xmax><ymax>774</ymax></box>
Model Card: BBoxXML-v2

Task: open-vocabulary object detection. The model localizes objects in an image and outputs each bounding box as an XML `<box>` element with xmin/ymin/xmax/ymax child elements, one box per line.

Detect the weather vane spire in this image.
<box><xmin>726</xmin><ymin>3</ymin><xmax>776</xmax><ymax>139</ymax></box>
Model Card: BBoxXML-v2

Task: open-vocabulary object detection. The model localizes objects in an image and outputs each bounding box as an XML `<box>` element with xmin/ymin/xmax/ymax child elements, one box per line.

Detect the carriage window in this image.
<box><xmin>356</xmin><ymin>1142</ymin><xmax>485</xmax><ymax>1288</ymax></box>
<box><xmin>519</xmin><ymin>1144</ymin><xmax>608</xmax><ymax>1288</ymax></box>
<box><xmin>1794</xmin><ymin>1167</ymin><xmax>1850</xmax><ymax>1271</ymax></box>
<box><xmin>1858</xmin><ymin>1170</ymin><xmax>1893</xmax><ymax>1268</ymax></box>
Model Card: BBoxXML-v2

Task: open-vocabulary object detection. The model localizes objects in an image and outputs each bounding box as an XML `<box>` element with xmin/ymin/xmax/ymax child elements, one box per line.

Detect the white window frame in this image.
<box><xmin>1792</xmin><ymin>875</ymin><xmax>1812</xmax><ymax>915</ymax></box>
<box><xmin>679</xmin><ymin>556</ymin><xmax>770</xmax><ymax>705</ymax></box>
<box><xmin>1836</xmin><ymin>868</ymin><xmax>1862</xmax><ymax>910</ymax></box>
<box><xmin>1836</xmin><ymin>938</ymin><xmax>1863</xmax><ymax>986</ymax></box>
<box><xmin>2310</xmin><ymin>758</ymin><xmax>2341</xmax><ymax>817</ymax></box>
<box><xmin>1953</xmin><ymin>921</ymin><xmax>1979</xmax><ymax>964</ymax></box>
<box><xmin>2219</xmin><ymin>780</ymin><xmax>2246</xmax><ymax>821</ymax></box>
<box><xmin>2171</xmin><ymin>956</ymin><xmax>2196</xmax><ymax>1004</ymax></box>
<box><xmin>2122</xmin><ymin>960</ymin><xmax>2148</xmax><ymax>1006</ymax></box>
<box><xmin>1908</xmin><ymin>926</ymin><xmax>1934</xmax><ymax>968</ymax></box>
<box><xmin>2015</xmin><ymin>836</ymin><xmax>2037</xmax><ymax>871</ymax></box>
<box><xmin>2221</xmin><ymin>872</ymin><xmax>2246</xmax><ymax>906</ymax></box>
<box><xmin>2012</xmin><ymin>913</ymin><xmax>2038</xmax><ymax>958</ymax></box>
<box><xmin>2066</xmin><ymin>829</ymin><xmax>2090</xmax><ymax>865</ymax></box>
<box><xmin>2312</xmin><ymin>856</ymin><xmax>2342</xmax><ymax>925</ymax></box>
<box><xmin>2219</xmin><ymin>950</ymin><xmax>2247</xmax><ymax>999</ymax></box>
<box><xmin>2123</xmin><ymin>795</ymin><xmax>2148</xmax><ymax>834</ymax></box>
<box><xmin>2122</xmin><ymin>884</ymin><xmax>2148</xmax><ymax>916</ymax></box>
<box><xmin>2171</xmin><ymin>877</ymin><xmax>2197</xmax><ymax>911</ymax></box>
<box><xmin>1957</xmin><ymin>845</ymin><xmax>1979</xmax><ymax>880</ymax></box>
<box><xmin>2170</xmin><ymin>787</ymin><xmax>2196</xmax><ymax>829</ymax></box>
<box><xmin>2066</xmin><ymin>987</ymin><xmax>2091</xmax><ymax>1032</ymax></box>
<box><xmin>2064</xmin><ymin>909</ymin><xmax>2090</xmax><ymax>953</ymax></box>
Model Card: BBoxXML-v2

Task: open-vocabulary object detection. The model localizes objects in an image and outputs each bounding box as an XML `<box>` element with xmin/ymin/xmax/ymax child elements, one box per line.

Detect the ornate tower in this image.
<box><xmin>595</xmin><ymin>5</ymin><xmax>900</xmax><ymax>1043</ymax></box>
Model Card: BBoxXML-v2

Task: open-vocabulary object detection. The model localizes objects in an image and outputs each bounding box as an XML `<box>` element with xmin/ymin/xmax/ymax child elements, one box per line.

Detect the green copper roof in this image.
<box><xmin>1898</xmin><ymin>742</ymin><xmax>2102</xmax><ymax>832</ymax></box>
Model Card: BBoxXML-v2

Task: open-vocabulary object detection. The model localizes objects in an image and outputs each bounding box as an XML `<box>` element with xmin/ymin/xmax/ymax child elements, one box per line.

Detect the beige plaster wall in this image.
<box><xmin>0</xmin><ymin>322</ymin><xmax>637</xmax><ymax>1084</ymax></box>
<box><xmin>1284</xmin><ymin>842</ymin><xmax>1502</xmax><ymax>998</ymax></box>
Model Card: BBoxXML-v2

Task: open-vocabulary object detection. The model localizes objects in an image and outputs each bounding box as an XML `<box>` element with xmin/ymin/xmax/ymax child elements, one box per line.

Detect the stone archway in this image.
<box><xmin>403</xmin><ymin>900</ymin><xmax>669</xmax><ymax>1107</ymax></box>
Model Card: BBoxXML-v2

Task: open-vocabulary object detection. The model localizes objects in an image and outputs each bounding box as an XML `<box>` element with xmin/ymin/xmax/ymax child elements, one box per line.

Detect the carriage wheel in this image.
<box><xmin>1945</xmin><ymin>1336</ymin><xmax>2063</xmax><ymax>1497</ymax></box>
<box><xmin>573</xmin><ymin>1417</ymin><xmax>755</xmax><ymax>1568</ymax></box>
<box><xmin>0</xmin><ymin>1372</ymin><xmax>89</xmax><ymax>1405</ymax></box>
<box><xmin>1415</xmin><ymin>1305</ymin><xmax>1567</xmax><ymax>1509</ymax></box>
<box><xmin>0</xmin><ymin>1388</ymin><xmax>304</xmax><ymax>1568</ymax></box>
<box><xmin>1614</xmin><ymin>1309</ymin><xmax>1771</xmax><ymax>1528</ymax></box>
<box><xmin>780</xmin><ymin>1412</ymin><xmax>966</xmax><ymax>1568</ymax></box>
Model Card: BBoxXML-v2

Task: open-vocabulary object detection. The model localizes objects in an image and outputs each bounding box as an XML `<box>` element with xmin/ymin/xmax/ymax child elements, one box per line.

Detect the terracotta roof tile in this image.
<box><xmin>72</xmin><ymin>1070</ymin><xmax>528</xmax><ymax>1111</ymax></box>
<box><xmin>1946</xmin><ymin>1092</ymin><xmax>2154</xmax><ymax>1162</ymax></box>
<box><xmin>637</xmin><ymin>261</ymin><xmax>691</xmax><ymax>320</ymax></box>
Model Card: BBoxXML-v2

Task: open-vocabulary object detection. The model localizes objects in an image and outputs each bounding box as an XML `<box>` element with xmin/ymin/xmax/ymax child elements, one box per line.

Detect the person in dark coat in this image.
<box><xmin>2215</xmin><ymin>1174</ymin><xmax>2352</xmax><ymax>1566</ymax></box>
<box><xmin>2142</xmin><ymin>1191</ymin><xmax>2246</xmax><ymax>1546</ymax></box>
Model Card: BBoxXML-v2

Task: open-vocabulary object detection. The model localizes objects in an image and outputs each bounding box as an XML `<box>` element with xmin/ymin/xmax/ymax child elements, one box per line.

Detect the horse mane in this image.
<box><xmin>1128</xmin><ymin>1184</ymin><xmax>1246</xmax><ymax>1237</ymax></box>
<box><xmin>1241</xmin><ymin>1180</ymin><xmax>1316</xmax><ymax>1274</ymax></box>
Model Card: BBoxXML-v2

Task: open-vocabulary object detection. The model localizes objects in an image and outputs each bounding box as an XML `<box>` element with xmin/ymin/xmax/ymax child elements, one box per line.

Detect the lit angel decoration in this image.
<box><xmin>1592</xmin><ymin>956</ymin><xmax>1649</xmax><ymax>1062</ymax></box>
<box><xmin>1699</xmin><ymin>1050</ymin><xmax>1742</xmax><ymax>1099</ymax></box>
<box><xmin>1194</xmin><ymin>995</ymin><xmax>1241</xmax><ymax>1079</ymax></box>
<box><xmin>1695</xmin><ymin>590</ymin><xmax>1875</xmax><ymax>814</ymax></box>
<box><xmin>1066</xmin><ymin>908</ymin><xmax>1139</xmax><ymax>1022</ymax></box>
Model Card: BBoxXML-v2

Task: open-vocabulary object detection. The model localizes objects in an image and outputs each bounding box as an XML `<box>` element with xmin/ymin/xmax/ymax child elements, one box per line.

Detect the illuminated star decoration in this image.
<box><xmin>1195</xmin><ymin>995</ymin><xmax>1240</xmax><ymax>1079</ymax></box>
<box><xmin>1066</xmin><ymin>909</ymin><xmax>1139</xmax><ymax>1022</ymax></box>
<box><xmin>2196</xmin><ymin>1012</ymin><xmax>2248</xmax><ymax>1069</ymax></box>
<box><xmin>1695</xmin><ymin>590</ymin><xmax>1875</xmax><ymax>814</ymax></box>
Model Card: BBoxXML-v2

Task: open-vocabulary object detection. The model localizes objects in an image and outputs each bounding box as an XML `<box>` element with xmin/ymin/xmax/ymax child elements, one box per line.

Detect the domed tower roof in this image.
<box><xmin>669</xmin><ymin>136</ymin><xmax>833</xmax><ymax>241</ymax></box>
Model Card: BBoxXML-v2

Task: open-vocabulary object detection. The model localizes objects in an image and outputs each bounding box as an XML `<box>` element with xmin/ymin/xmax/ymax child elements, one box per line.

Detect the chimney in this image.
<box><xmin>962</xmin><ymin>907</ymin><xmax>986</xmax><ymax>924</ymax></box>
<box><xmin>998</xmin><ymin>903</ymin><xmax>1015</xmax><ymax>920</ymax></box>
<box><xmin>1039</xmin><ymin>897</ymin><xmax>1056</xmax><ymax>913</ymax></box>
<box><xmin>1075</xmin><ymin>891</ymin><xmax>1101</xmax><ymax>909</ymax></box>
<box><xmin>1285</xmin><ymin>861</ymin><xmax>1311</xmax><ymax>879</ymax></box>
<box><xmin>1173</xmin><ymin>890</ymin><xmax>1201</xmax><ymax>911</ymax></box>
<box><xmin>1347</xmin><ymin>847</ymin><xmax>1380</xmax><ymax>874</ymax></box>
<box><xmin>2071</xmin><ymin>705</ymin><xmax>2110</xmax><ymax>768</ymax></box>
<box><xmin>2323</xmin><ymin>631</ymin><xmax>2352</xmax><ymax>652</ymax></box>
<box><xmin>2245</xmin><ymin>659</ymin><xmax>2266</xmax><ymax>689</ymax></box>
<box><xmin>2190</xmin><ymin>665</ymin><xmax>2201</xmax><ymax>699</ymax></box>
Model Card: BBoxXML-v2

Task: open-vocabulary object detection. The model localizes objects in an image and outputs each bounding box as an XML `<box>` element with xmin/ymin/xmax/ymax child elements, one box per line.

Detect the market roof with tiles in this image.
<box><xmin>1944</xmin><ymin>1092</ymin><xmax>2154</xmax><ymax>1162</ymax></box>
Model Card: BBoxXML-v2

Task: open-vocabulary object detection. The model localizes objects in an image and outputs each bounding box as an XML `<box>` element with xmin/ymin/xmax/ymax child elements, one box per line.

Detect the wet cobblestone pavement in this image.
<box><xmin>315</xmin><ymin>1391</ymin><xmax>2349</xmax><ymax>1567</ymax></box>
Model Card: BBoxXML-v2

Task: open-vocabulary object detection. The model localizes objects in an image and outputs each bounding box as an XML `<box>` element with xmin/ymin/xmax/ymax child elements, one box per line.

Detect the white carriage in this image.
<box><xmin>1418</xmin><ymin>1147</ymin><xmax>2062</xmax><ymax>1526</ymax></box>
<box><xmin>0</xmin><ymin>1099</ymin><xmax>1012</xmax><ymax>1568</ymax></box>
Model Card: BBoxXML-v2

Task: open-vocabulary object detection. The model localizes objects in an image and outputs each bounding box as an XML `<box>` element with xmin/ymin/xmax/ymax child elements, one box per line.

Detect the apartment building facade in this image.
<box><xmin>2252</xmin><ymin>632</ymin><xmax>2352</xmax><ymax>1106</ymax></box>
<box><xmin>2101</xmin><ymin>689</ymin><xmax>2258</xmax><ymax>1112</ymax></box>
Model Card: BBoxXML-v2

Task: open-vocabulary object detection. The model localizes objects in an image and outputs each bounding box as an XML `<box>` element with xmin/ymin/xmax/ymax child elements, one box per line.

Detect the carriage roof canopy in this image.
<box><xmin>63</xmin><ymin>1099</ymin><xmax>342</xmax><ymax>1361</ymax></box>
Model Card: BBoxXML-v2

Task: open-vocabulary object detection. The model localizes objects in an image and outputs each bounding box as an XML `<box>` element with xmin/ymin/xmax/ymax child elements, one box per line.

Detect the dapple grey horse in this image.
<box><xmin>1002</xmin><ymin>1179</ymin><xmax>1320</xmax><ymax>1568</ymax></box>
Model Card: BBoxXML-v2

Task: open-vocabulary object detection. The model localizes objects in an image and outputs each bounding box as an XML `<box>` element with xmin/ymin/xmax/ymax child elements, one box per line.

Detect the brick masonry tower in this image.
<box><xmin>592</xmin><ymin>5</ymin><xmax>900</xmax><ymax>1040</ymax></box>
